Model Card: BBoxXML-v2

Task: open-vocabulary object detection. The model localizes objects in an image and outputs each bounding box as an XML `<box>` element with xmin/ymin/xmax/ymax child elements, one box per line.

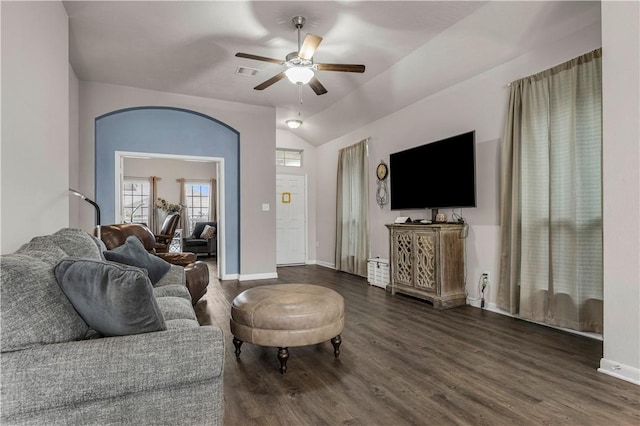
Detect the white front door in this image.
<box><xmin>276</xmin><ymin>174</ymin><xmax>306</xmax><ymax>265</ymax></box>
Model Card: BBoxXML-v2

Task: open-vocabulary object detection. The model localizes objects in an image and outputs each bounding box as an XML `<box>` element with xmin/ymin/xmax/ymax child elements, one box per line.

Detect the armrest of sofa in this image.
<box><xmin>1</xmin><ymin>326</ymin><xmax>224</xmax><ymax>418</ymax></box>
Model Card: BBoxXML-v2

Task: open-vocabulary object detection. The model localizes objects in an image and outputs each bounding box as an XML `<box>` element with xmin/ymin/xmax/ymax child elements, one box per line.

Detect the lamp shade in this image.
<box><xmin>286</xmin><ymin>119</ymin><xmax>303</xmax><ymax>129</ymax></box>
<box><xmin>285</xmin><ymin>67</ymin><xmax>314</xmax><ymax>85</ymax></box>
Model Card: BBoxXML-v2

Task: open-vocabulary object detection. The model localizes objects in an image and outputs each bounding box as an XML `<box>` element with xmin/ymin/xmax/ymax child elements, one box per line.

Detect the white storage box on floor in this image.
<box><xmin>367</xmin><ymin>258</ymin><xmax>389</xmax><ymax>289</ymax></box>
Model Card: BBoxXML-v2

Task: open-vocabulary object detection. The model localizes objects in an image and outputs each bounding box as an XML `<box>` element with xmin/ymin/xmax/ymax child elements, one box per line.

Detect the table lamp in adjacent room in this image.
<box><xmin>69</xmin><ymin>188</ymin><xmax>101</xmax><ymax>239</ymax></box>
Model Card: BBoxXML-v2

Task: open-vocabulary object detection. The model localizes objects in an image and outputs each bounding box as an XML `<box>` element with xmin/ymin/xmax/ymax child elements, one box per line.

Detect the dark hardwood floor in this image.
<box><xmin>194</xmin><ymin>261</ymin><xmax>640</xmax><ymax>426</ymax></box>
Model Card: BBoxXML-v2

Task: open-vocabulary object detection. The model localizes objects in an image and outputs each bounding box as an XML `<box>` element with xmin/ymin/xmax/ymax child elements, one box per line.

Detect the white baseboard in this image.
<box><xmin>238</xmin><ymin>272</ymin><xmax>278</xmax><ymax>281</ymax></box>
<box><xmin>466</xmin><ymin>299</ymin><xmax>603</xmax><ymax>341</ymax></box>
<box><xmin>315</xmin><ymin>260</ymin><xmax>335</xmax><ymax>269</ymax></box>
<box><xmin>467</xmin><ymin>298</ymin><xmax>501</xmax><ymax>313</ymax></box>
<box><xmin>305</xmin><ymin>259</ymin><xmax>317</xmax><ymax>265</ymax></box>
<box><xmin>220</xmin><ymin>273</ymin><xmax>238</xmax><ymax>280</ymax></box>
<box><xmin>599</xmin><ymin>358</ymin><xmax>640</xmax><ymax>385</ymax></box>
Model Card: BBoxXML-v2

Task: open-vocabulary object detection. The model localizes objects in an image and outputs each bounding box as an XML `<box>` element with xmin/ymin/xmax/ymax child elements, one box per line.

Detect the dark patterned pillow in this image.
<box><xmin>103</xmin><ymin>236</ymin><xmax>171</xmax><ymax>284</ymax></box>
<box><xmin>54</xmin><ymin>258</ymin><xmax>166</xmax><ymax>337</ymax></box>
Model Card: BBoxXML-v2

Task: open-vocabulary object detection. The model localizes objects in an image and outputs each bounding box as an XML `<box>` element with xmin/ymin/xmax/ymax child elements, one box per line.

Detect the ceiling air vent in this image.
<box><xmin>235</xmin><ymin>66</ymin><xmax>259</xmax><ymax>77</ymax></box>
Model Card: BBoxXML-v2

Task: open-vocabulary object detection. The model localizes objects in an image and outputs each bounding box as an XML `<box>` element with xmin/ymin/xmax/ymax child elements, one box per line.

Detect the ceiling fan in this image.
<box><xmin>235</xmin><ymin>16</ymin><xmax>365</xmax><ymax>95</ymax></box>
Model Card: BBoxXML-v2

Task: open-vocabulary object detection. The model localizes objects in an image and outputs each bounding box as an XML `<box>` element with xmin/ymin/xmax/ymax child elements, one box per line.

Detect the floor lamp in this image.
<box><xmin>69</xmin><ymin>188</ymin><xmax>101</xmax><ymax>239</ymax></box>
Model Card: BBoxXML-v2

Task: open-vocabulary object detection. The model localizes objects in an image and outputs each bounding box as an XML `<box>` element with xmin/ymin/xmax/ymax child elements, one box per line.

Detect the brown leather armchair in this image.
<box><xmin>99</xmin><ymin>223</ymin><xmax>209</xmax><ymax>304</ymax></box>
<box><xmin>154</xmin><ymin>213</ymin><xmax>180</xmax><ymax>254</ymax></box>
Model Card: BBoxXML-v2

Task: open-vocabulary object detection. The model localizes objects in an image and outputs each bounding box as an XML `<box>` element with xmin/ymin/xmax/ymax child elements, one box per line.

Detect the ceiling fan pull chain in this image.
<box><xmin>299</xmin><ymin>86</ymin><xmax>303</xmax><ymax>105</ymax></box>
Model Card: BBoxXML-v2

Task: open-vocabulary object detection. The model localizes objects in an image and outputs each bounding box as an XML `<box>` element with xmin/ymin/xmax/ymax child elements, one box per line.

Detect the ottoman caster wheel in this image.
<box><xmin>233</xmin><ymin>337</ymin><xmax>243</xmax><ymax>358</ymax></box>
<box><xmin>277</xmin><ymin>347</ymin><xmax>289</xmax><ymax>374</ymax></box>
<box><xmin>331</xmin><ymin>335</ymin><xmax>342</xmax><ymax>358</ymax></box>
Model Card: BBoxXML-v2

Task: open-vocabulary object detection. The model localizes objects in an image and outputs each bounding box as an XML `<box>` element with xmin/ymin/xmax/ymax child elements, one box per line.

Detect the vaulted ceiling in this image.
<box><xmin>64</xmin><ymin>1</ymin><xmax>600</xmax><ymax>146</ymax></box>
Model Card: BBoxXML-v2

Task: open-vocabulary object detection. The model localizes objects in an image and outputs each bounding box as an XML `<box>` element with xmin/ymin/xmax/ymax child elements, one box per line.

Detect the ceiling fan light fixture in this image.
<box><xmin>286</xmin><ymin>119</ymin><xmax>303</xmax><ymax>129</ymax></box>
<box><xmin>285</xmin><ymin>67</ymin><xmax>314</xmax><ymax>85</ymax></box>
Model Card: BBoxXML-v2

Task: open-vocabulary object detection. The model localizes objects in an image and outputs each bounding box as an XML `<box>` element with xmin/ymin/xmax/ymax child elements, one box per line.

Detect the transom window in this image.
<box><xmin>276</xmin><ymin>149</ymin><xmax>303</xmax><ymax>167</ymax></box>
<box><xmin>122</xmin><ymin>179</ymin><xmax>150</xmax><ymax>224</ymax></box>
<box><xmin>184</xmin><ymin>181</ymin><xmax>211</xmax><ymax>234</ymax></box>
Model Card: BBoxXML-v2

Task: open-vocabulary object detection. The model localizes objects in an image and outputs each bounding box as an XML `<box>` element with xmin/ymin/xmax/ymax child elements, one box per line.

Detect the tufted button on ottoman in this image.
<box><xmin>230</xmin><ymin>284</ymin><xmax>345</xmax><ymax>373</ymax></box>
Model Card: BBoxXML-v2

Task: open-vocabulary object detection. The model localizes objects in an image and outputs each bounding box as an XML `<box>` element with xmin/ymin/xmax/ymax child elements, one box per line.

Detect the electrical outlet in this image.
<box><xmin>482</xmin><ymin>271</ymin><xmax>490</xmax><ymax>283</ymax></box>
<box><xmin>480</xmin><ymin>272</ymin><xmax>489</xmax><ymax>309</ymax></box>
<box><xmin>480</xmin><ymin>272</ymin><xmax>489</xmax><ymax>289</ymax></box>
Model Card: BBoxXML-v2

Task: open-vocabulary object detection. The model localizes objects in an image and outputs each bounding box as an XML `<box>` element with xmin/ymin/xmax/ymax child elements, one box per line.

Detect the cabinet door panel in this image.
<box><xmin>393</xmin><ymin>230</ymin><xmax>413</xmax><ymax>286</ymax></box>
<box><xmin>414</xmin><ymin>231</ymin><xmax>436</xmax><ymax>292</ymax></box>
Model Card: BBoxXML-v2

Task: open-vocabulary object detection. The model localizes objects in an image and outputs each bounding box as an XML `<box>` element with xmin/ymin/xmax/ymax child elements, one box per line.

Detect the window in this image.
<box><xmin>122</xmin><ymin>179</ymin><xmax>150</xmax><ymax>224</ymax></box>
<box><xmin>276</xmin><ymin>149</ymin><xmax>302</xmax><ymax>167</ymax></box>
<box><xmin>498</xmin><ymin>48</ymin><xmax>602</xmax><ymax>333</ymax></box>
<box><xmin>184</xmin><ymin>181</ymin><xmax>211</xmax><ymax>234</ymax></box>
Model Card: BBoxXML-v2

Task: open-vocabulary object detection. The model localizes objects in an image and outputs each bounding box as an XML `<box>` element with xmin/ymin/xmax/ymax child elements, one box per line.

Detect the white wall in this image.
<box><xmin>276</xmin><ymin>129</ymin><xmax>318</xmax><ymax>263</ymax></box>
<box><xmin>316</xmin><ymin>22</ymin><xmax>601</xmax><ymax>311</ymax></box>
<box><xmin>76</xmin><ymin>82</ymin><xmax>276</xmax><ymax>277</ymax></box>
<box><xmin>1</xmin><ymin>2</ymin><xmax>69</xmax><ymax>253</ymax></box>
<box><xmin>600</xmin><ymin>0</ymin><xmax>640</xmax><ymax>385</ymax></box>
<box><xmin>69</xmin><ymin>65</ymin><xmax>80</xmax><ymax>227</ymax></box>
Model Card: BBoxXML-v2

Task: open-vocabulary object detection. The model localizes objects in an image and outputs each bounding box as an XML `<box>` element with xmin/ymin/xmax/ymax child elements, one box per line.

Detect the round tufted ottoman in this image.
<box><xmin>230</xmin><ymin>284</ymin><xmax>345</xmax><ymax>373</ymax></box>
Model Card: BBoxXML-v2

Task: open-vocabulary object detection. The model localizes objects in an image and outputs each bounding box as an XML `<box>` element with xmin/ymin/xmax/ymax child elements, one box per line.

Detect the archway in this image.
<box><xmin>95</xmin><ymin>107</ymin><xmax>240</xmax><ymax>277</ymax></box>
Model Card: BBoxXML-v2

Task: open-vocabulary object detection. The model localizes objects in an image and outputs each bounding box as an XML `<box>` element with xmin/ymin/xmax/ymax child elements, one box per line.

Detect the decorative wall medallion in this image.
<box><xmin>376</xmin><ymin>160</ymin><xmax>389</xmax><ymax>208</ymax></box>
<box><xmin>376</xmin><ymin>161</ymin><xmax>388</xmax><ymax>181</ymax></box>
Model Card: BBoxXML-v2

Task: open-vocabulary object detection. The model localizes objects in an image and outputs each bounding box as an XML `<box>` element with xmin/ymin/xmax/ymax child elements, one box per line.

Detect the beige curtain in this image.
<box><xmin>498</xmin><ymin>48</ymin><xmax>602</xmax><ymax>332</ymax></box>
<box><xmin>149</xmin><ymin>176</ymin><xmax>159</xmax><ymax>233</ymax></box>
<box><xmin>177</xmin><ymin>178</ymin><xmax>190</xmax><ymax>235</ymax></box>
<box><xmin>335</xmin><ymin>139</ymin><xmax>369</xmax><ymax>277</ymax></box>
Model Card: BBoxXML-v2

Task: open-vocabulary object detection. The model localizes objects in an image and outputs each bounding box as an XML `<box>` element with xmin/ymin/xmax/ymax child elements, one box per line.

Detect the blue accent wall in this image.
<box><xmin>95</xmin><ymin>107</ymin><xmax>239</xmax><ymax>275</ymax></box>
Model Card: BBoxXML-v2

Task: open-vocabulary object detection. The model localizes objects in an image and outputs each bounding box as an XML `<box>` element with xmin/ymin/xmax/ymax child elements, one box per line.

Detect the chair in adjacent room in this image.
<box><xmin>183</xmin><ymin>221</ymin><xmax>217</xmax><ymax>258</ymax></box>
<box><xmin>155</xmin><ymin>213</ymin><xmax>180</xmax><ymax>254</ymax></box>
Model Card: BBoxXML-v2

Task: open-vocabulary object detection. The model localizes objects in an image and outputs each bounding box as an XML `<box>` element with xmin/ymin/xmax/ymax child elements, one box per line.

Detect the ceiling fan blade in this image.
<box><xmin>308</xmin><ymin>76</ymin><xmax>328</xmax><ymax>95</ymax></box>
<box><xmin>298</xmin><ymin>34</ymin><xmax>323</xmax><ymax>60</ymax></box>
<box><xmin>235</xmin><ymin>52</ymin><xmax>284</xmax><ymax>65</ymax></box>
<box><xmin>253</xmin><ymin>72</ymin><xmax>286</xmax><ymax>90</ymax></box>
<box><xmin>316</xmin><ymin>63</ymin><xmax>366</xmax><ymax>73</ymax></box>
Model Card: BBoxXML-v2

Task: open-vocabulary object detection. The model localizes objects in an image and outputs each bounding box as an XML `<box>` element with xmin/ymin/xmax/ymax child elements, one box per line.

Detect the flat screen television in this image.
<box><xmin>389</xmin><ymin>130</ymin><xmax>476</xmax><ymax>216</ymax></box>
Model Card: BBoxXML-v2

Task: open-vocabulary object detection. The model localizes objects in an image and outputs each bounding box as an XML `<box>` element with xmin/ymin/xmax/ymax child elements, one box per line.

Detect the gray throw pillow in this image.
<box><xmin>54</xmin><ymin>258</ymin><xmax>166</xmax><ymax>337</ymax></box>
<box><xmin>103</xmin><ymin>235</ymin><xmax>171</xmax><ymax>284</ymax></box>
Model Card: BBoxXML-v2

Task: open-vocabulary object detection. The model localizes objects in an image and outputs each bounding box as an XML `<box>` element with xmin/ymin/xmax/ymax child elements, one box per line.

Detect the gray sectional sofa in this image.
<box><xmin>0</xmin><ymin>228</ymin><xmax>224</xmax><ymax>425</ymax></box>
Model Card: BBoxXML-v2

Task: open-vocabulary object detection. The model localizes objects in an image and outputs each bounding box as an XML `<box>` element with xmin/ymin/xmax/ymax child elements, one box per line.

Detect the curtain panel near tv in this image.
<box><xmin>498</xmin><ymin>48</ymin><xmax>603</xmax><ymax>333</ymax></box>
<box><xmin>335</xmin><ymin>139</ymin><xmax>369</xmax><ymax>277</ymax></box>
